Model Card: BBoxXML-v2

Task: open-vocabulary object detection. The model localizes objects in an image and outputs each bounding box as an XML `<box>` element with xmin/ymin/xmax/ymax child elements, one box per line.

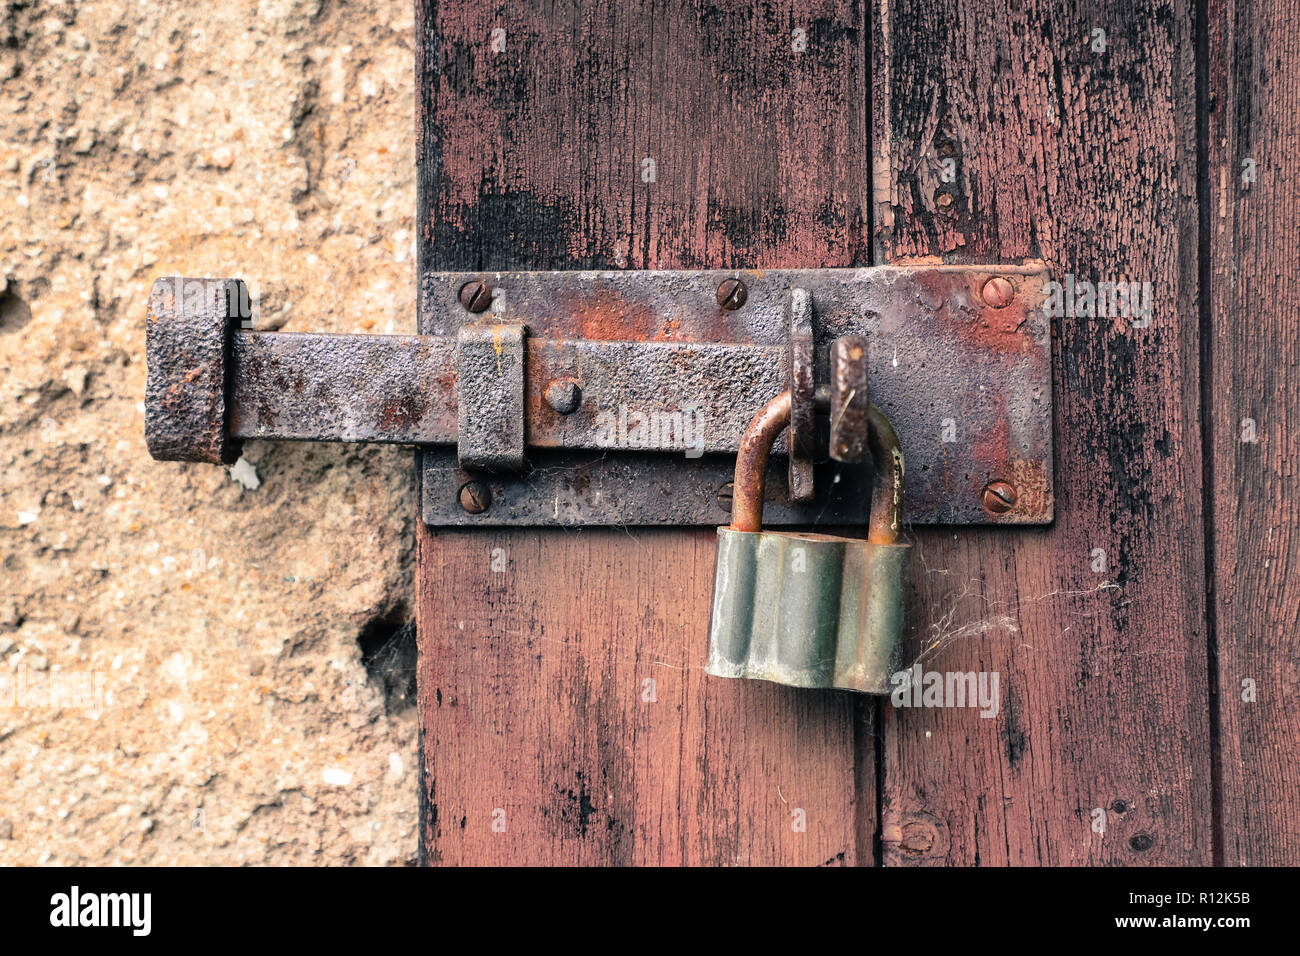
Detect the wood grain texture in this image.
<box><xmin>872</xmin><ymin>0</ymin><xmax>1213</xmax><ymax>864</ymax></box>
<box><xmin>1207</xmin><ymin>0</ymin><xmax>1300</xmax><ymax>865</ymax></box>
<box><xmin>416</xmin><ymin>0</ymin><xmax>874</xmax><ymax>865</ymax></box>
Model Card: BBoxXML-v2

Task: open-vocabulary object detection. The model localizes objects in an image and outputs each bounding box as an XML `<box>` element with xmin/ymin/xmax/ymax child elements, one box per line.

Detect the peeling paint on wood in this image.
<box><xmin>873</xmin><ymin>0</ymin><xmax>1212</xmax><ymax>865</ymax></box>
<box><xmin>414</xmin><ymin>0</ymin><xmax>1299</xmax><ymax>867</ymax></box>
<box><xmin>1207</xmin><ymin>0</ymin><xmax>1300</xmax><ymax>866</ymax></box>
<box><xmin>416</xmin><ymin>0</ymin><xmax>872</xmax><ymax>865</ymax></box>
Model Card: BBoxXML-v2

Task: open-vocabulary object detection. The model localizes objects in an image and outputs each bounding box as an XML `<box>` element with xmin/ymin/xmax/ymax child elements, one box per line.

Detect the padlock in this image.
<box><xmin>706</xmin><ymin>389</ymin><xmax>909</xmax><ymax>694</ymax></box>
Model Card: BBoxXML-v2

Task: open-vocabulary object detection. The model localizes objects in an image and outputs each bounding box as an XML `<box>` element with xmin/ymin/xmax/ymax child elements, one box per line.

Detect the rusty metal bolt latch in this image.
<box><xmin>144</xmin><ymin>268</ymin><xmax>1052</xmax><ymax>527</ymax></box>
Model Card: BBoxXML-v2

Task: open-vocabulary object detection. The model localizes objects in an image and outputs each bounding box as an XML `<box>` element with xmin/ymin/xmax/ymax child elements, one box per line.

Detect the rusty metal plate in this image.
<box><xmin>419</xmin><ymin>265</ymin><xmax>1053</xmax><ymax>527</ymax></box>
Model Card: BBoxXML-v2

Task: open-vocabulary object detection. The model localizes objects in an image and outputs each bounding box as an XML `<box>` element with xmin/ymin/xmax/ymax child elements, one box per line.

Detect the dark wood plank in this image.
<box><xmin>1208</xmin><ymin>0</ymin><xmax>1300</xmax><ymax>865</ymax></box>
<box><xmin>873</xmin><ymin>0</ymin><xmax>1212</xmax><ymax>864</ymax></box>
<box><xmin>416</xmin><ymin>0</ymin><xmax>874</xmax><ymax>865</ymax></box>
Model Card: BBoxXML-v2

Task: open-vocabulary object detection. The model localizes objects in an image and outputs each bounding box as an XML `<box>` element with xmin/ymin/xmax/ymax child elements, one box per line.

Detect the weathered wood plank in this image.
<box><xmin>416</xmin><ymin>0</ymin><xmax>873</xmax><ymax>865</ymax></box>
<box><xmin>1208</xmin><ymin>0</ymin><xmax>1300</xmax><ymax>866</ymax></box>
<box><xmin>873</xmin><ymin>0</ymin><xmax>1212</xmax><ymax>864</ymax></box>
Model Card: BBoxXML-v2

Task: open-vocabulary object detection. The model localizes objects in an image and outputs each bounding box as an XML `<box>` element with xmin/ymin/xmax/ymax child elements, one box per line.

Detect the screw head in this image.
<box><xmin>545</xmin><ymin>378</ymin><xmax>582</xmax><ymax>414</ymax></box>
<box><xmin>458</xmin><ymin>480</ymin><xmax>491</xmax><ymax>514</ymax></box>
<box><xmin>717</xmin><ymin>482</ymin><xmax>734</xmax><ymax>511</ymax></box>
<box><xmin>935</xmin><ymin>191</ymin><xmax>954</xmax><ymax>210</ymax></box>
<box><xmin>981</xmin><ymin>276</ymin><xmax>1015</xmax><ymax>309</ymax></box>
<box><xmin>459</xmin><ymin>281</ymin><xmax>493</xmax><ymax>313</ymax></box>
<box><xmin>717</xmin><ymin>278</ymin><xmax>748</xmax><ymax>310</ymax></box>
<box><xmin>981</xmin><ymin>480</ymin><xmax>1017</xmax><ymax>514</ymax></box>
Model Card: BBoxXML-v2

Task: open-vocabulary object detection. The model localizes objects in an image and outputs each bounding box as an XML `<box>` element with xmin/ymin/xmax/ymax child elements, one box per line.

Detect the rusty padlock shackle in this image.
<box><xmin>730</xmin><ymin>390</ymin><xmax>904</xmax><ymax>542</ymax></box>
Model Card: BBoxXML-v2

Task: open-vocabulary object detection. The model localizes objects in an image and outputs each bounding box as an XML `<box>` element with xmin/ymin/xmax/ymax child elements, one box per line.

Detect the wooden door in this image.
<box><xmin>414</xmin><ymin>0</ymin><xmax>1298</xmax><ymax>865</ymax></box>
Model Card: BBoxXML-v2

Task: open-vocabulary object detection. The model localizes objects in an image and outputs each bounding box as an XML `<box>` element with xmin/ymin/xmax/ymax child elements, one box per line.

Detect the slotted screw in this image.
<box><xmin>981</xmin><ymin>277</ymin><xmax>1015</xmax><ymax>309</ymax></box>
<box><xmin>717</xmin><ymin>482</ymin><xmax>734</xmax><ymax>511</ymax></box>
<box><xmin>717</xmin><ymin>278</ymin><xmax>747</xmax><ymax>310</ymax></box>
<box><xmin>981</xmin><ymin>480</ymin><xmax>1017</xmax><ymax>514</ymax></box>
<box><xmin>458</xmin><ymin>480</ymin><xmax>492</xmax><ymax>514</ymax></box>
<box><xmin>459</xmin><ymin>281</ymin><xmax>493</xmax><ymax>313</ymax></box>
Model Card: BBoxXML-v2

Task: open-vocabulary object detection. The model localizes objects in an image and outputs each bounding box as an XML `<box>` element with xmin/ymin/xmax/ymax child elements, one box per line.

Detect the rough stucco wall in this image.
<box><xmin>0</xmin><ymin>0</ymin><xmax>420</xmax><ymax>864</ymax></box>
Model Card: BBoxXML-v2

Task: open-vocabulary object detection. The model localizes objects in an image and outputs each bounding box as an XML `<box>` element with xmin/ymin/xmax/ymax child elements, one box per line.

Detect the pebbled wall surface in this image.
<box><xmin>0</xmin><ymin>0</ymin><xmax>420</xmax><ymax>865</ymax></box>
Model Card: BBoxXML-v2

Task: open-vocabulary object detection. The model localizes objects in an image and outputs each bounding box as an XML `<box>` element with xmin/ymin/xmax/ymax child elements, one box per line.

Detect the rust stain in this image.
<box><xmin>969</xmin><ymin>393</ymin><xmax>1011</xmax><ymax>472</ymax></box>
<box><xmin>559</xmin><ymin>290</ymin><xmax>693</xmax><ymax>343</ymax></box>
<box><xmin>954</xmin><ymin>303</ymin><xmax>1037</xmax><ymax>355</ymax></box>
<box><xmin>435</xmin><ymin>364</ymin><xmax>458</xmax><ymax>417</ymax></box>
<box><xmin>379</xmin><ymin>394</ymin><xmax>422</xmax><ymax>431</ymax></box>
<box><xmin>491</xmin><ymin>327</ymin><xmax>504</xmax><ymax>375</ymax></box>
<box><xmin>1005</xmin><ymin>456</ymin><xmax>1051</xmax><ymax>519</ymax></box>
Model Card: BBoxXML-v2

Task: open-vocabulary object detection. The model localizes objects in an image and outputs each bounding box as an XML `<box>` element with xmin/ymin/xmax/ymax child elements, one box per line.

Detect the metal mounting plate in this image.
<box><xmin>419</xmin><ymin>265</ymin><xmax>1053</xmax><ymax>527</ymax></box>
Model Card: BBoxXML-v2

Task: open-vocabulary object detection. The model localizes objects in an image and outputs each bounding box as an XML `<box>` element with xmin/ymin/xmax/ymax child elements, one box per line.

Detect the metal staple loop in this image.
<box><xmin>728</xmin><ymin>389</ymin><xmax>904</xmax><ymax>543</ymax></box>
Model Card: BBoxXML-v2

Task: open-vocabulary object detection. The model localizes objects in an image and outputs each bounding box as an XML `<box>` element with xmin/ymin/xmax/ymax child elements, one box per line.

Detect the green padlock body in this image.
<box><xmin>707</xmin><ymin>527</ymin><xmax>909</xmax><ymax>694</ymax></box>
